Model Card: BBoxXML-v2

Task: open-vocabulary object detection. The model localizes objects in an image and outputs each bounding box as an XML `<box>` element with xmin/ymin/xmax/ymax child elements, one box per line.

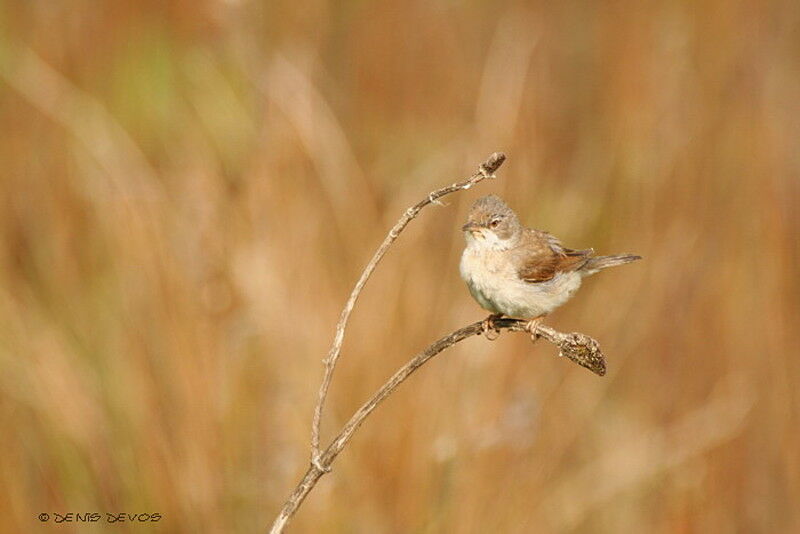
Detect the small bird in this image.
<box><xmin>460</xmin><ymin>195</ymin><xmax>641</xmax><ymax>334</ymax></box>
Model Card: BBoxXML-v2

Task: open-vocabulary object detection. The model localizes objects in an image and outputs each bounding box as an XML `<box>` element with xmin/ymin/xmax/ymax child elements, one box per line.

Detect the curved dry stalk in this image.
<box><xmin>269</xmin><ymin>317</ymin><xmax>605</xmax><ymax>533</ymax></box>
<box><xmin>270</xmin><ymin>152</ymin><xmax>608</xmax><ymax>532</ymax></box>
<box><xmin>310</xmin><ymin>152</ymin><xmax>507</xmax><ymax>465</ymax></box>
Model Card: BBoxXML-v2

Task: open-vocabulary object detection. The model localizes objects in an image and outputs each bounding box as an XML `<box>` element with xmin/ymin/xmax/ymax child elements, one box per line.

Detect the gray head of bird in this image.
<box><xmin>462</xmin><ymin>195</ymin><xmax>522</xmax><ymax>249</ymax></box>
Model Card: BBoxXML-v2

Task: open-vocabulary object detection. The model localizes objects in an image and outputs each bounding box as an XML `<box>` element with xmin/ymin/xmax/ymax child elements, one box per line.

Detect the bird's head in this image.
<box><xmin>462</xmin><ymin>195</ymin><xmax>521</xmax><ymax>249</ymax></box>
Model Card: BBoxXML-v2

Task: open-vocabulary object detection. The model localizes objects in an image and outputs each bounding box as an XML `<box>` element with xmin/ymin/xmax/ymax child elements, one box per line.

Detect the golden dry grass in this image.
<box><xmin>1</xmin><ymin>1</ymin><xmax>798</xmax><ymax>532</ymax></box>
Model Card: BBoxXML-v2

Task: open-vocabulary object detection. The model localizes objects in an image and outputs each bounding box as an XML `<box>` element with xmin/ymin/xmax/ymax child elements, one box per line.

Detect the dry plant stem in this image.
<box><xmin>309</xmin><ymin>152</ymin><xmax>507</xmax><ymax>465</ymax></box>
<box><xmin>270</xmin><ymin>317</ymin><xmax>605</xmax><ymax>533</ymax></box>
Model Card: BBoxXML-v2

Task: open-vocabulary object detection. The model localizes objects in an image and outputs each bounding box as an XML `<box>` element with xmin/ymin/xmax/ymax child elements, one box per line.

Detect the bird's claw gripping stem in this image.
<box><xmin>481</xmin><ymin>314</ymin><xmax>503</xmax><ymax>341</ymax></box>
<box><xmin>526</xmin><ymin>316</ymin><xmax>544</xmax><ymax>344</ymax></box>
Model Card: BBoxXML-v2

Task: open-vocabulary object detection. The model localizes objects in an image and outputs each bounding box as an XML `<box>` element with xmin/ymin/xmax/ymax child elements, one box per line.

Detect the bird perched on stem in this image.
<box><xmin>460</xmin><ymin>195</ymin><xmax>641</xmax><ymax>338</ymax></box>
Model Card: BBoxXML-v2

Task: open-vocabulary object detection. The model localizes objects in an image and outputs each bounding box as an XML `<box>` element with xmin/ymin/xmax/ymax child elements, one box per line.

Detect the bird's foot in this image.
<box><xmin>481</xmin><ymin>314</ymin><xmax>503</xmax><ymax>341</ymax></box>
<box><xmin>526</xmin><ymin>315</ymin><xmax>545</xmax><ymax>344</ymax></box>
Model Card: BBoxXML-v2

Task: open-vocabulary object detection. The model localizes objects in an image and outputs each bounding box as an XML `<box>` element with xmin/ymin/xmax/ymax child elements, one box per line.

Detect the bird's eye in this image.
<box><xmin>489</xmin><ymin>218</ymin><xmax>501</xmax><ymax>228</ymax></box>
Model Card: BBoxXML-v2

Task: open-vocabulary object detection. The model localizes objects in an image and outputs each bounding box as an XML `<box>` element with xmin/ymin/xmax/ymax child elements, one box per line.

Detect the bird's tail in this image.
<box><xmin>581</xmin><ymin>254</ymin><xmax>642</xmax><ymax>276</ymax></box>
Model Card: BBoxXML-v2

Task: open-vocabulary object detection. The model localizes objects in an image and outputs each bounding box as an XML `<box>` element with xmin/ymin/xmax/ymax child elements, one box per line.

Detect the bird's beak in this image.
<box><xmin>462</xmin><ymin>222</ymin><xmax>481</xmax><ymax>232</ymax></box>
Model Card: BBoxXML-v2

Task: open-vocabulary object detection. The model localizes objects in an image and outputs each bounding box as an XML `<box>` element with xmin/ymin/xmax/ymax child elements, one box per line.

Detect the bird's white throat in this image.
<box><xmin>464</xmin><ymin>229</ymin><xmax>515</xmax><ymax>252</ymax></box>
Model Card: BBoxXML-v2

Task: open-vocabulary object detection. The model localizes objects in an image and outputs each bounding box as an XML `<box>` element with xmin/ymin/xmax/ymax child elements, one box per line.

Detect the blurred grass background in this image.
<box><xmin>1</xmin><ymin>0</ymin><xmax>798</xmax><ymax>532</ymax></box>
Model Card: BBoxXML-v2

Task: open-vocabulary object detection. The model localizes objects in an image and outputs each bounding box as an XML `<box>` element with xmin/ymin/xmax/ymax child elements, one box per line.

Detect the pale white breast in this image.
<box><xmin>460</xmin><ymin>241</ymin><xmax>583</xmax><ymax>319</ymax></box>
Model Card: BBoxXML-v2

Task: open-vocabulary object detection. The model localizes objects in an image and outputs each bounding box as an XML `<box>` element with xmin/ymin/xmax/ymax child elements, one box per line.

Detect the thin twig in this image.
<box><xmin>309</xmin><ymin>152</ymin><xmax>507</xmax><ymax>466</ymax></box>
<box><xmin>269</xmin><ymin>318</ymin><xmax>605</xmax><ymax>533</ymax></box>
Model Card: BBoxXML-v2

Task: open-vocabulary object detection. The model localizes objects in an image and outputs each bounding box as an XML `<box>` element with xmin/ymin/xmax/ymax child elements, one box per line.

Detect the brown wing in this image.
<box><xmin>515</xmin><ymin>229</ymin><xmax>593</xmax><ymax>283</ymax></box>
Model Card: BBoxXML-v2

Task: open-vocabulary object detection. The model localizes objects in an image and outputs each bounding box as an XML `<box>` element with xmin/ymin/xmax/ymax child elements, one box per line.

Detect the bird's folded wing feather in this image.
<box><xmin>515</xmin><ymin>229</ymin><xmax>593</xmax><ymax>283</ymax></box>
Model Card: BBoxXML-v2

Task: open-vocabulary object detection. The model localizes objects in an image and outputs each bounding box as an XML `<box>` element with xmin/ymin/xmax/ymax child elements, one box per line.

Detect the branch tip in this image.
<box><xmin>480</xmin><ymin>152</ymin><xmax>506</xmax><ymax>176</ymax></box>
<box><xmin>557</xmin><ymin>333</ymin><xmax>607</xmax><ymax>376</ymax></box>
